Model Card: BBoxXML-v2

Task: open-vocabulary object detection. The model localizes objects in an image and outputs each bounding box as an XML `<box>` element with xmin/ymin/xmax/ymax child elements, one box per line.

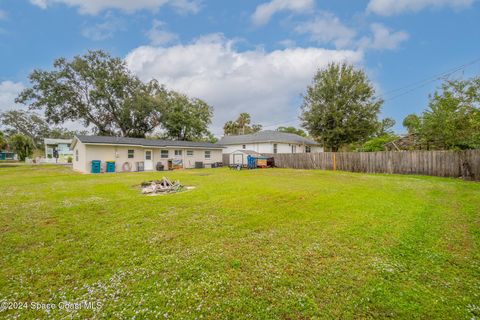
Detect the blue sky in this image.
<box><xmin>0</xmin><ymin>0</ymin><xmax>479</xmax><ymax>136</ymax></box>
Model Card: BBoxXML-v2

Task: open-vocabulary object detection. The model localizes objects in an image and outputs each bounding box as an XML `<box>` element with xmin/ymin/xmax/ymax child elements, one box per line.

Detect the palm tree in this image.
<box><xmin>236</xmin><ymin>113</ymin><xmax>251</xmax><ymax>135</ymax></box>
<box><xmin>223</xmin><ymin>121</ymin><xmax>237</xmax><ymax>136</ymax></box>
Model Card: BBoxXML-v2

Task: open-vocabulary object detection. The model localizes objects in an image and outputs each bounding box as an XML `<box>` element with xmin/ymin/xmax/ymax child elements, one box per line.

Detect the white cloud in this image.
<box><xmin>0</xmin><ymin>81</ymin><xmax>25</xmax><ymax>112</ymax></box>
<box><xmin>252</xmin><ymin>0</ymin><xmax>314</xmax><ymax>26</ymax></box>
<box><xmin>125</xmin><ymin>34</ymin><xmax>362</xmax><ymax>134</ymax></box>
<box><xmin>29</xmin><ymin>0</ymin><xmax>200</xmax><ymax>15</ymax></box>
<box><xmin>294</xmin><ymin>12</ymin><xmax>356</xmax><ymax>49</ymax></box>
<box><xmin>30</xmin><ymin>0</ymin><xmax>48</xmax><ymax>9</ymax></box>
<box><xmin>146</xmin><ymin>20</ymin><xmax>178</xmax><ymax>46</ymax></box>
<box><xmin>81</xmin><ymin>13</ymin><xmax>124</xmax><ymax>41</ymax></box>
<box><xmin>294</xmin><ymin>13</ymin><xmax>408</xmax><ymax>51</ymax></box>
<box><xmin>359</xmin><ymin>23</ymin><xmax>409</xmax><ymax>50</ymax></box>
<box><xmin>367</xmin><ymin>0</ymin><xmax>475</xmax><ymax>16</ymax></box>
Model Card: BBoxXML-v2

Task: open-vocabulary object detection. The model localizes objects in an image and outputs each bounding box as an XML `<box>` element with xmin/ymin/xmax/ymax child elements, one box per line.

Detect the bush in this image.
<box><xmin>360</xmin><ymin>135</ymin><xmax>398</xmax><ymax>152</ymax></box>
<box><xmin>67</xmin><ymin>156</ymin><xmax>73</xmax><ymax>163</ymax></box>
<box><xmin>8</xmin><ymin>134</ymin><xmax>34</xmax><ymax>161</ymax></box>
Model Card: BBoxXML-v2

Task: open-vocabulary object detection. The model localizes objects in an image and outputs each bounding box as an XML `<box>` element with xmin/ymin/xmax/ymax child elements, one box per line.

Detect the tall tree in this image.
<box><xmin>0</xmin><ymin>110</ymin><xmax>50</xmax><ymax>148</ymax></box>
<box><xmin>8</xmin><ymin>134</ymin><xmax>34</xmax><ymax>161</ymax></box>
<box><xmin>402</xmin><ymin>114</ymin><xmax>420</xmax><ymax>135</ymax></box>
<box><xmin>376</xmin><ymin>118</ymin><xmax>396</xmax><ymax>136</ymax></box>
<box><xmin>300</xmin><ymin>63</ymin><xmax>383</xmax><ymax>151</ymax></box>
<box><xmin>250</xmin><ymin>124</ymin><xmax>263</xmax><ymax>133</ymax></box>
<box><xmin>222</xmin><ymin>113</ymin><xmax>262</xmax><ymax>136</ymax></box>
<box><xmin>0</xmin><ymin>131</ymin><xmax>8</xmax><ymax>150</ymax></box>
<box><xmin>0</xmin><ymin>110</ymin><xmax>84</xmax><ymax>147</ymax></box>
<box><xmin>160</xmin><ymin>92</ymin><xmax>214</xmax><ymax>141</ymax></box>
<box><xmin>237</xmin><ymin>113</ymin><xmax>251</xmax><ymax>135</ymax></box>
<box><xmin>16</xmin><ymin>50</ymin><xmax>165</xmax><ymax>138</ymax></box>
<box><xmin>117</xmin><ymin>80</ymin><xmax>168</xmax><ymax>138</ymax></box>
<box><xmin>276</xmin><ymin>126</ymin><xmax>306</xmax><ymax>137</ymax></box>
<box><xmin>223</xmin><ymin>121</ymin><xmax>237</xmax><ymax>136</ymax></box>
<box><xmin>419</xmin><ymin>77</ymin><xmax>480</xmax><ymax>149</ymax></box>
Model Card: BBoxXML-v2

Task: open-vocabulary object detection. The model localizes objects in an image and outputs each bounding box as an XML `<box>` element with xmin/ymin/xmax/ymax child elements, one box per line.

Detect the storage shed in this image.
<box><xmin>229</xmin><ymin>150</ymin><xmax>263</xmax><ymax>167</ymax></box>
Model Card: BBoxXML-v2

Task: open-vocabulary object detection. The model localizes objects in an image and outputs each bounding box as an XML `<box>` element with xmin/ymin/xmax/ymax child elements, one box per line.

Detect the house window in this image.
<box><xmin>242</xmin><ymin>145</ymin><xmax>246</xmax><ymax>149</ymax></box>
<box><xmin>205</xmin><ymin>151</ymin><xmax>211</xmax><ymax>159</ymax></box>
<box><xmin>75</xmin><ymin>149</ymin><xmax>79</xmax><ymax>162</ymax></box>
<box><xmin>305</xmin><ymin>146</ymin><xmax>311</xmax><ymax>153</ymax></box>
<box><xmin>291</xmin><ymin>145</ymin><xmax>296</xmax><ymax>153</ymax></box>
<box><xmin>273</xmin><ymin>144</ymin><xmax>278</xmax><ymax>154</ymax></box>
<box><xmin>187</xmin><ymin>150</ymin><xmax>194</xmax><ymax>156</ymax></box>
<box><xmin>127</xmin><ymin>149</ymin><xmax>134</xmax><ymax>159</ymax></box>
<box><xmin>145</xmin><ymin>151</ymin><xmax>152</xmax><ymax>160</ymax></box>
<box><xmin>174</xmin><ymin>150</ymin><xmax>182</xmax><ymax>156</ymax></box>
<box><xmin>161</xmin><ymin>150</ymin><xmax>169</xmax><ymax>158</ymax></box>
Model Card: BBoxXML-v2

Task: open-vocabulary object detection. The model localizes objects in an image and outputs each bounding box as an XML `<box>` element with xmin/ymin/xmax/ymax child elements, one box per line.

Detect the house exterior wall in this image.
<box><xmin>45</xmin><ymin>142</ymin><xmax>74</xmax><ymax>163</ymax></box>
<box><xmin>152</xmin><ymin>148</ymin><xmax>222</xmax><ymax>169</ymax></box>
<box><xmin>223</xmin><ymin>143</ymin><xmax>323</xmax><ymax>154</ymax></box>
<box><xmin>72</xmin><ymin>141</ymin><xmax>223</xmax><ymax>174</ymax></box>
<box><xmin>72</xmin><ymin>141</ymin><xmax>87</xmax><ymax>173</ymax></box>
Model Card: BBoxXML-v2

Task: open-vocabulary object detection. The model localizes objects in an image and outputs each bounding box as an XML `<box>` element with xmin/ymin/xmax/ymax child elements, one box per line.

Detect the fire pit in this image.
<box><xmin>141</xmin><ymin>177</ymin><xmax>194</xmax><ymax>195</ymax></box>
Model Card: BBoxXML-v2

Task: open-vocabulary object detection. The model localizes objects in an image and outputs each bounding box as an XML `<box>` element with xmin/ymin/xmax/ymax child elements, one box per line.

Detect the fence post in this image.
<box><xmin>333</xmin><ymin>153</ymin><xmax>336</xmax><ymax>171</ymax></box>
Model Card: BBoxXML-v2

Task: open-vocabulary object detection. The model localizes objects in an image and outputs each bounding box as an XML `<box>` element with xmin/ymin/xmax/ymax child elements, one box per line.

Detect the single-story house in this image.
<box><xmin>71</xmin><ymin>135</ymin><xmax>223</xmax><ymax>174</ymax></box>
<box><xmin>218</xmin><ymin>130</ymin><xmax>323</xmax><ymax>154</ymax></box>
<box><xmin>44</xmin><ymin>138</ymin><xmax>73</xmax><ymax>163</ymax></box>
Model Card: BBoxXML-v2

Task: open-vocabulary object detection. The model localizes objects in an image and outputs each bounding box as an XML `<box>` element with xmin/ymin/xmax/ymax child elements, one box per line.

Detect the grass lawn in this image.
<box><xmin>1</xmin><ymin>165</ymin><xmax>479</xmax><ymax>319</ymax></box>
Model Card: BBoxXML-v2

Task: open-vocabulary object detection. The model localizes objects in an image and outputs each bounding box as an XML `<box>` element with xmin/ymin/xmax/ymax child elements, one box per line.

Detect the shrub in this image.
<box><xmin>360</xmin><ymin>135</ymin><xmax>398</xmax><ymax>152</ymax></box>
<box><xmin>8</xmin><ymin>134</ymin><xmax>34</xmax><ymax>161</ymax></box>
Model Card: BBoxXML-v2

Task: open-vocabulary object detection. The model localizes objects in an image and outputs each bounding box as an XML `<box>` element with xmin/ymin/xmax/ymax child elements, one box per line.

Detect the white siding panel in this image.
<box><xmin>74</xmin><ymin>144</ymin><xmax>223</xmax><ymax>173</ymax></box>
<box><xmin>222</xmin><ymin>142</ymin><xmax>323</xmax><ymax>155</ymax></box>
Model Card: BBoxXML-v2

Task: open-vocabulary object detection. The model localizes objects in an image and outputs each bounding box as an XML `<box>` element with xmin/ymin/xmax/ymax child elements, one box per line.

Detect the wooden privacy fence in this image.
<box><xmin>261</xmin><ymin>150</ymin><xmax>480</xmax><ymax>181</ymax></box>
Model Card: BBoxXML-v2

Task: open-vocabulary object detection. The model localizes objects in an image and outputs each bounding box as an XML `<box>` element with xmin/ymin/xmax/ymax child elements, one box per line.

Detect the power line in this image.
<box><xmin>255</xmin><ymin>57</ymin><xmax>480</xmax><ymax>130</ymax></box>
<box><xmin>215</xmin><ymin>57</ymin><xmax>480</xmax><ymax>135</ymax></box>
<box><xmin>381</xmin><ymin>57</ymin><xmax>480</xmax><ymax>98</ymax></box>
<box><xmin>381</xmin><ymin>57</ymin><xmax>480</xmax><ymax>102</ymax></box>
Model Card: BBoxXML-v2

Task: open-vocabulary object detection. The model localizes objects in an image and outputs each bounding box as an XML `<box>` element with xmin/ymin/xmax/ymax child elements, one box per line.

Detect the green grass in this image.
<box><xmin>1</xmin><ymin>165</ymin><xmax>479</xmax><ymax>319</ymax></box>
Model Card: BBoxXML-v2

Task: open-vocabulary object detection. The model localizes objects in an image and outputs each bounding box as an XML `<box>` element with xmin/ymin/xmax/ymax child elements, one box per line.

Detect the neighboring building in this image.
<box><xmin>218</xmin><ymin>130</ymin><xmax>323</xmax><ymax>154</ymax></box>
<box><xmin>229</xmin><ymin>149</ymin><xmax>263</xmax><ymax>166</ymax></box>
<box><xmin>44</xmin><ymin>138</ymin><xmax>73</xmax><ymax>163</ymax></box>
<box><xmin>0</xmin><ymin>151</ymin><xmax>16</xmax><ymax>161</ymax></box>
<box><xmin>71</xmin><ymin>135</ymin><xmax>224</xmax><ymax>174</ymax></box>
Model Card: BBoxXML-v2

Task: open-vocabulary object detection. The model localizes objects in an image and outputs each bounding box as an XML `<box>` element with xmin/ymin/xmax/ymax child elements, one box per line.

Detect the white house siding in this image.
<box><xmin>153</xmin><ymin>148</ymin><xmax>222</xmax><ymax>169</ymax></box>
<box><xmin>72</xmin><ymin>141</ymin><xmax>222</xmax><ymax>173</ymax></box>
<box><xmin>222</xmin><ymin>143</ymin><xmax>323</xmax><ymax>154</ymax></box>
<box><xmin>72</xmin><ymin>141</ymin><xmax>87</xmax><ymax>172</ymax></box>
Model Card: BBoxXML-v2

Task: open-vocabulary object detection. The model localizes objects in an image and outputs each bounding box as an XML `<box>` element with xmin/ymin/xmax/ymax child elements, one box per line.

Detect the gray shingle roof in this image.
<box><xmin>218</xmin><ymin>130</ymin><xmax>319</xmax><ymax>145</ymax></box>
<box><xmin>75</xmin><ymin>135</ymin><xmax>223</xmax><ymax>149</ymax></box>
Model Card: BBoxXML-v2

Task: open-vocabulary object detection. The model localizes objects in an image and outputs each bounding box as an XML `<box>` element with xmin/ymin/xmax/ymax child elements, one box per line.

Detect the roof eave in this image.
<box><xmin>219</xmin><ymin>140</ymin><xmax>320</xmax><ymax>146</ymax></box>
<box><xmin>77</xmin><ymin>141</ymin><xmax>223</xmax><ymax>149</ymax></box>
